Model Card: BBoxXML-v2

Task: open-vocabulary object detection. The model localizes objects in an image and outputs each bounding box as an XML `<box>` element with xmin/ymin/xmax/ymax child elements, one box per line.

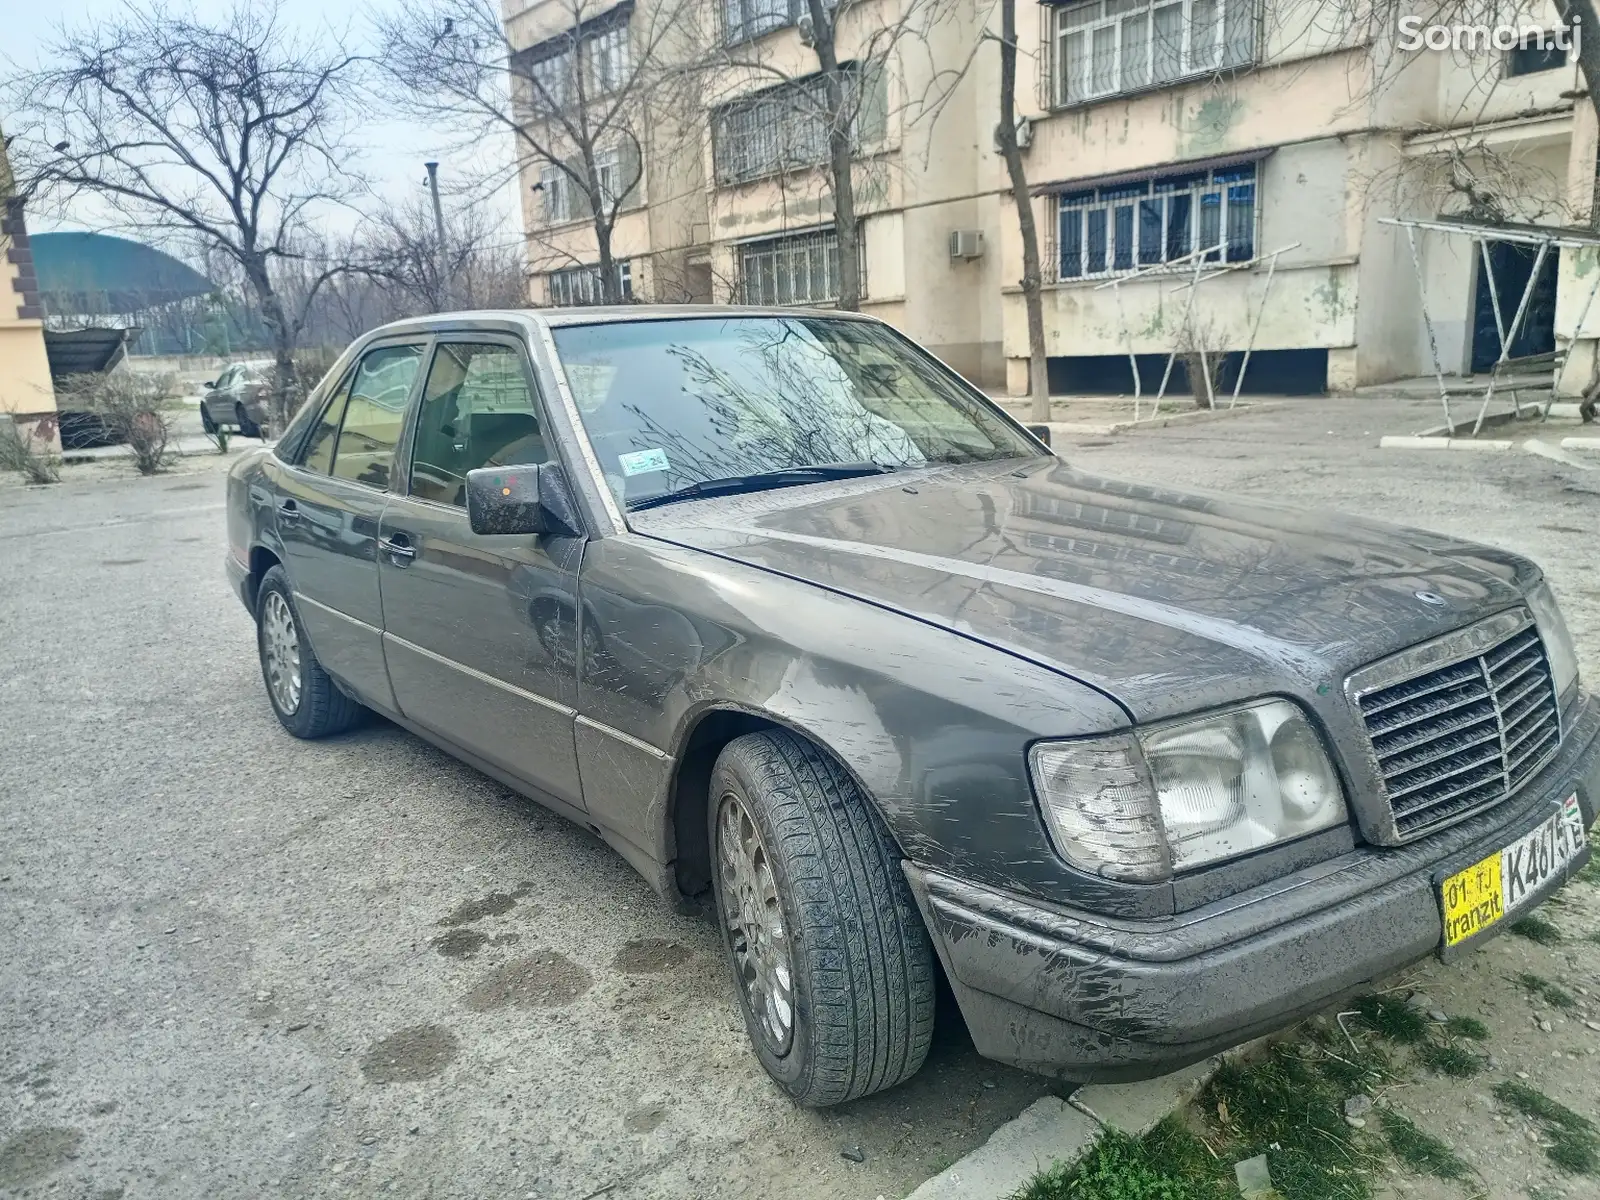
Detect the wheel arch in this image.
<box><xmin>246</xmin><ymin>544</ymin><xmax>282</xmax><ymax>614</ymax></box>
<box><xmin>665</xmin><ymin>704</ymin><xmax>907</xmax><ymax>903</ymax></box>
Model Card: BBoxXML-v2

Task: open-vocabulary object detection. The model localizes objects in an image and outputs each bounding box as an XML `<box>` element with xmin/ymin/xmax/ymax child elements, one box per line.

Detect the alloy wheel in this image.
<box><xmin>261</xmin><ymin>591</ymin><xmax>302</xmax><ymax>715</ymax></box>
<box><xmin>716</xmin><ymin>791</ymin><xmax>795</xmax><ymax>1055</ymax></box>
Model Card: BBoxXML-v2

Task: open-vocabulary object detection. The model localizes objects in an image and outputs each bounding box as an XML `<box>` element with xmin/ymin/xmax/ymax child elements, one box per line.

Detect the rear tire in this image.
<box><xmin>708</xmin><ymin>729</ymin><xmax>935</xmax><ymax>1107</ymax></box>
<box><xmin>236</xmin><ymin>403</ymin><xmax>262</xmax><ymax>439</ymax></box>
<box><xmin>255</xmin><ymin>565</ymin><xmax>364</xmax><ymax>738</ymax></box>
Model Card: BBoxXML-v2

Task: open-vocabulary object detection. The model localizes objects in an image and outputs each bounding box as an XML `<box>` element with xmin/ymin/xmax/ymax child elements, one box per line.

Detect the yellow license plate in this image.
<box><xmin>1440</xmin><ymin>793</ymin><xmax>1587</xmax><ymax>947</ymax></box>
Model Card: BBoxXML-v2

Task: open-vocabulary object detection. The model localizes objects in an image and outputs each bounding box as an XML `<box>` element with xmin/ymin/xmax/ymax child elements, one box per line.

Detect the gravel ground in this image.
<box><xmin>3</xmin><ymin>398</ymin><xmax>1598</xmax><ymax>1199</ymax></box>
<box><xmin>0</xmin><ymin>452</ymin><xmax>1050</xmax><ymax>1200</ymax></box>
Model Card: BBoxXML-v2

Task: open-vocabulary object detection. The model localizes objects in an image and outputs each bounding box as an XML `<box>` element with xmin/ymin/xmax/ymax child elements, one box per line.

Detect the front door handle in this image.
<box><xmin>277</xmin><ymin>499</ymin><xmax>300</xmax><ymax>522</ymax></box>
<box><xmin>379</xmin><ymin>533</ymin><xmax>416</xmax><ymax>565</ymax></box>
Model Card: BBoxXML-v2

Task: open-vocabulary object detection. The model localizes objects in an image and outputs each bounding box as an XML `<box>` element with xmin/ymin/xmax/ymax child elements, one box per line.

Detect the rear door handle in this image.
<box><xmin>379</xmin><ymin>533</ymin><xmax>416</xmax><ymax>564</ymax></box>
<box><xmin>277</xmin><ymin>499</ymin><xmax>300</xmax><ymax>522</ymax></box>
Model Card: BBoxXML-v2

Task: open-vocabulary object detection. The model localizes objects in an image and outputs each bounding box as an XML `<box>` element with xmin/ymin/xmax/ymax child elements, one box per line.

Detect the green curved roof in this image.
<box><xmin>30</xmin><ymin>232</ymin><xmax>216</xmax><ymax>313</ymax></box>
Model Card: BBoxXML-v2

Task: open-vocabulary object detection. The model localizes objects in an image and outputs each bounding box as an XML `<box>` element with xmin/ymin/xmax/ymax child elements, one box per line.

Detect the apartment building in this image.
<box><xmin>0</xmin><ymin>122</ymin><xmax>58</xmax><ymax>445</ymax></box>
<box><xmin>507</xmin><ymin>0</ymin><xmax>1600</xmax><ymax>396</ymax></box>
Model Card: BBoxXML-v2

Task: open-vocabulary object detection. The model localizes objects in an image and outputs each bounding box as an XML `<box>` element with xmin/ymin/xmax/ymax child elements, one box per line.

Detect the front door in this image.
<box><xmin>377</xmin><ymin>337</ymin><xmax>586</xmax><ymax>810</ymax></box>
<box><xmin>270</xmin><ymin>339</ymin><xmax>427</xmax><ymax>711</ymax></box>
<box><xmin>1471</xmin><ymin>241</ymin><xmax>1558</xmax><ymax>372</ymax></box>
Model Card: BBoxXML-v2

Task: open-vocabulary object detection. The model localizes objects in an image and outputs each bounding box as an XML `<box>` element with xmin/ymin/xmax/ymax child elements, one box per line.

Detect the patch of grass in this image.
<box><xmin>1379</xmin><ymin>1109</ymin><xmax>1472</xmax><ymax>1181</ymax></box>
<box><xmin>1575</xmin><ymin>858</ymin><xmax>1600</xmax><ymax>886</ymax></box>
<box><xmin>1010</xmin><ymin>1127</ymin><xmax>1208</xmax><ymax>1200</ymax></box>
<box><xmin>1515</xmin><ymin>972</ymin><xmax>1578</xmax><ymax>1009</ymax></box>
<box><xmin>1495</xmin><ymin>1081</ymin><xmax>1599</xmax><ymax>1177</ymax></box>
<box><xmin>1353</xmin><ymin>993</ymin><xmax>1428</xmax><ymax>1045</ymax></box>
<box><xmin>1510</xmin><ymin>915</ymin><xmax>1564</xmax><ymax>945</ymax></box>
<box><xmin>1205</xmin><ymin>1044</ymin><xmax>1377</xmax><ymax>1200</ymax></box>
<box><xmin>1444</xmin><ymin>1015</ymin><xmax>1490</xmax><ymax>1040</ymax></box>
<box><xmin>1414</xmin><ymin>1041</ymin><xmax>1483</xmax><ymax>1077</ymax></box>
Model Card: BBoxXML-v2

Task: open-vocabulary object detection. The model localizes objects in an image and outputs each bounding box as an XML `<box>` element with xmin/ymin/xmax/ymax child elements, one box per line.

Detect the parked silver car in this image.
<box><xmin>225</xmin><ymin>308</ymin><xmax>1597</xmax><ymax>1106</ymax></box>
<box><xmin>201</xmin><ymin>359</ymin><xmax>273</xmax><ymax>437</ymax></box>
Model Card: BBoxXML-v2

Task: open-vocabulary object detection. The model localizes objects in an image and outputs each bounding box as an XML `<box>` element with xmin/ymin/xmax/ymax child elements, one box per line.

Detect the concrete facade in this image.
<box><xmin>508</xmin><ymin>0</ymin><xmax>1600</xmax><ymax>396</ymax></box>
<box><xmin>0</xmin><ymin>124</ymin><xmax>58</xmax><ymax>443</ymax></box>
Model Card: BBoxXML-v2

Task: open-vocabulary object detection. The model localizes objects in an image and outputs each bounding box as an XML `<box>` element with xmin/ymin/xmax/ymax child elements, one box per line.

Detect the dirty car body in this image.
<box><xmin>225</xmin><ymin>308</ymin><xmax>1598</xmax><ymax>1095</ymax></box>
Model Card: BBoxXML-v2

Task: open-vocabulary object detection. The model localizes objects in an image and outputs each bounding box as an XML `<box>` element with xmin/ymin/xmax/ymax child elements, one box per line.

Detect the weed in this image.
<box><xmin>1576</xmin><ymin>858</ymin><xmax>1600</xmax><ymax>886</ymax></box>
<box><xmin>1353</xmin><ymin>994</ymin><xmax>1428</xmax><ymax>1045</ymax></box>
<box><xmin>1515</xmin><ymin>972</ymin><xmax>1578</xmax><ymax>1009</ymax></box>
<box><xmin>1379</xmin><ymin>1110</ymin><xmax>1472</xmax><ymax>1181</ymax></box>
<box><xmin>1510</xmin><ymin>915</ymin><xmax>1564</xmax><ymax>945</ymax></box>
<box><xmin>0</xmin><ymin>418</ymin><xmax>61</xmax><ymax>484</ymax></box>
<box><xmin>1444</xmin><ymin>1015</ymin><xmax>1489</xmax><ymax>1040</ymax></box>
<box><xmin>1495</xmin><ymin>1081</ymin><xmax>1598</xmax><ymax>1176</ymax></box>
<box><xmin>1414</xmin><ymin>1041</ymin><xmax>1483</xmax><ymax>1077</ymax></box>
<box><xmin>1011</xmin><ymin>1127</ymin><xmax>1206</xmax><ymax>1200</ymax></box>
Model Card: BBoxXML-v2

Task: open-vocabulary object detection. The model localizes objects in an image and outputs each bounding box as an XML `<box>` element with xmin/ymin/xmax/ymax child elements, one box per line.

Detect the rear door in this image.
<box><xmin>267</xmin><ymin>338</ymin><xmax>428</xmax><ymax>712</ymax></box>
<box><xmin>376</xmin><ymin>335</ymin><xmax>585</xmax><ymax>810</ymax></box>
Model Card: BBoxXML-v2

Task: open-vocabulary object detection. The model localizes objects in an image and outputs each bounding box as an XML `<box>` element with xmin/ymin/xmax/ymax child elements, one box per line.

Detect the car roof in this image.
<box><xmin>358</xmin><ymin>305</ymin><xmax>880</xmax><ymax>341</ymax></box>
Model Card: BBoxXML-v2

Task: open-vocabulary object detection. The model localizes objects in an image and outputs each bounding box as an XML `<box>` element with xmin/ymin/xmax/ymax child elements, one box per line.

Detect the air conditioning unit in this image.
<box><xmin>797</xmin><ymin>13</ymin><xmax>816</xmax><ymax>45</ymax></box>
<box><xmin>991</xmin><ymin>115</ymin><xmax>1034</xmax><ymax>154</ymax></box>
<box><xmin>949</xmin><ymin>230</ymin><xmax>985</xmax><ymax>261</ymax></box>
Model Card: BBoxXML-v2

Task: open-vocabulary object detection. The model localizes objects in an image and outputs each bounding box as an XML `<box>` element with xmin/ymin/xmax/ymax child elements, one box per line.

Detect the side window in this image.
<box><xmin>410</xmin><ymin>343</ymin><xmax>547</xmax><ymax>507</ymax></box>
<box><xmin>213</xmin><ymin>367</ymin><xmax>235</xmax><ymax>390</ymax></box>
<box><xmin>328</xmin><ymin>344</ymin><xmax>425</xmax><ymax>490</ymax></box>
<box><xmin>300</xmin><ymin>373</ymin><xmax>352</xmax><ymax>476</ymax></box>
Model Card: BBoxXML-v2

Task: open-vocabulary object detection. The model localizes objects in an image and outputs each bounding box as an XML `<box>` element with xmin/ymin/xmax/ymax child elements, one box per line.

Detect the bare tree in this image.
<box><xmin>379</xmin><ymin>0</ymin><xmax>699</xmax><ymax>305</ymax></box>
<box><xmin>362</xmin><ymin>192</ymin><xmax>527</xmax><ymax>313</ymax></box>
<box><xmin>5</xmin><ymin>1</ymin><xmax>366</xmax><ymax>427</ymax></box>
<box><xmin>995</xmin><ymin>0</ymin><xmax>1049</xmax><ymax>421</ymax></box>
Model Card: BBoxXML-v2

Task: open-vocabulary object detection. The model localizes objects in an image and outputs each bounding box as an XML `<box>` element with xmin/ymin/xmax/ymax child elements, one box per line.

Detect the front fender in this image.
<box><xmin>574</xmin><ymin>534</ymin><xmax>1134</xmax><ymax>910</ymax></box>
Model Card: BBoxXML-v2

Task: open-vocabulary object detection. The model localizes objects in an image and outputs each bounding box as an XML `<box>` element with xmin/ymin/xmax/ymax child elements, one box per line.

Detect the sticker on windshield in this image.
<box><xmin>618</xmin><ymin>448</ymin><xmax>670</xmax><ymax>476</ymax></box>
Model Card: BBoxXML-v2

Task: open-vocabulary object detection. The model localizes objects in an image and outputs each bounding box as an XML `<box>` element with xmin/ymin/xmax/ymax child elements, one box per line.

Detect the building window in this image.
<box><xmin>593</xmin><ymin>148</ymin><xmax>623</xmax><ymax>209</ymax></box>
<box><xmin>1054</xmin><ymin>0</ymin><xmax>1255</xmax><ymax>106</ymax></box>
<box><xmin>738</xmin><ymin>228</ymin><xmax>855</xmax><ymax>305</ymax></box>
<box><xmin>541</xmin><ymin>164</ymin><xmax>573</xmax><ymax>223</ymax></box>
<box><xmin>713</xmin><ymin>68</ymin><xmax>866</xmax><ymax>185</ymax></box>
<box><xmin>516</xmin><ymin>4</ymin><xmax>633</xmax><ymax>110</ymax></box>
<box><xmin>548</xmin><ymin>261</ymin><xmax>633</xmax><ymax>306</ymax></box>
<box><xmin>1507</xmin><ymin>32</ymin><xmax>1568</xmax><ymax>77</ymax></box>
<box><xmin>1054</xmin><ymin>162</ymin><xmax>1258</xmax><ymax>281</ymax></box>
<box><xmin>720</xmin><ymin>0</ymin><xmax>836</xmax><ymax>46</ymax></box>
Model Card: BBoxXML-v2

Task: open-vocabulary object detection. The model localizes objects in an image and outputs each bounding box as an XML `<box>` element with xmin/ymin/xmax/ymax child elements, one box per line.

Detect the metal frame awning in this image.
<box><xmin>1378</xmin><ymin>216</ymin><xmax>1600</xmax><ymax>435</ymax></box>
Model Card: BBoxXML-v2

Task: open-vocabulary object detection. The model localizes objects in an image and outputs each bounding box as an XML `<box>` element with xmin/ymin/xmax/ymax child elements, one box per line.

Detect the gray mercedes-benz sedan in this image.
<box><xmin>226</xmin><ymin>308</ymin><xmax>1597</xmax><ymax>1106</ymax></box>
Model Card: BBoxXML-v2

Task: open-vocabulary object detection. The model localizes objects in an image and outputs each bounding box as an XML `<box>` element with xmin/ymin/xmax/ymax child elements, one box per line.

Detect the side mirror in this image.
<box><xmin>466</xmin><ymin>463</ymin><xmax>580</xmax><ymax>537</ymax></box>
<box><xmin>1026</xmin><ymin>423</ymin><xmax>1052</xmax><ymax>447</ymax></box>
<box><xmin>203</xmin><ymin>381</ymin><xmax>216</xmax><ymax>389</ymax></box>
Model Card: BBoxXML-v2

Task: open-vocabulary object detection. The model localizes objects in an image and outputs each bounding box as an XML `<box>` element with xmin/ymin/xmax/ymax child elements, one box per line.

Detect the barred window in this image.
<box><xmin>738</xmin><ymin>229</ymin><xmax>848</xmax><ymax>306</ymax></box>
<box><xmin>1054</xmin><ymin>0</ymin><xmax>1254</xmax><ymax>106</ymax></box>
<box><xmin>1054</xmin><ymin>162</ymin><xmax>1257</xmax><ymax>281</ymax></box>
<box><xmin>713</xmin><ymin>68</ymin><xmax>868</xmax><ymax>185</ymax></box>
<box><xmin>548</xmin><ymin>261</ymin><xmax>633</xmax><ymax>306</ymax></box>
<box><xmin>720</xmin><ymin>0</ymin><xmax>838</xmax><ymax>46</ymax></box>
<box><xmin>515</xmin><ymin>4</ymin><xmax>634</xmax><ymax>110</ymax></box>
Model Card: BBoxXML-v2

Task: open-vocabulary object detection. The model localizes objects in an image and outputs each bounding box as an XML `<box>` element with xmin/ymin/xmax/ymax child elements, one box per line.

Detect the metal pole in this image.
<box><xmin>1474</xmin><ymin>238</ymin><xmax>1548</xmax><ymax>436</ymax></box>
<box><xmin>425</xmin><ymin>161</ymin><xmax>448</xmax><ymax>309</ymax></box>
<box><xmin>1403</xmin><ymin>224</ymin><xmax>1454</xmax><ymax>434</ymax></box>
<box><xmin>1230</xmin><ymin>248</ymin><xmax>1283</xmax><ymax>408</ymax></box>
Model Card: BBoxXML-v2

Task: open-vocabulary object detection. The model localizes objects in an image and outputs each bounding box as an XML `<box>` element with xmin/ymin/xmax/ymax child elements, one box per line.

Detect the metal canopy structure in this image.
<box><xmin>1093</xmin><ymin>241</ymin><xmax>1301</xmax><ymax>421</ymax></box>
<box><xmin>1378</xmin><ymin>216</ymin><xmax>1600</xmax><ymax>436</ymax></box>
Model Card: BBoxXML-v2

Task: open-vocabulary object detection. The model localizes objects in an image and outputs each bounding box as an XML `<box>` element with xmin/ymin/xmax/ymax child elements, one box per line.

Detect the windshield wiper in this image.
<box><xmin>626</xmin><ymin>461</ymin><xmax>896</xmax><ymax>512</ymax></box>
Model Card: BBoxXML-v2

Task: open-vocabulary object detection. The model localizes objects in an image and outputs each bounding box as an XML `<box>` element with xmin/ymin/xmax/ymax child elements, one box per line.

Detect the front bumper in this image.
<box><xmin>906</xmin><ymin>694</ymin><xmax>1600</xmax><ymax>1083</ymax></box>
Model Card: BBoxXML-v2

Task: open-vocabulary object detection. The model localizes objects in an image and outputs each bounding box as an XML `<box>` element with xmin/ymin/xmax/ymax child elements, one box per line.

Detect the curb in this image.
<box><xmin>1378</xmin><ymin>436</ymin><xmax>1514</xmax><ymax>450</ymax></box>
<box><xmin>1523</xmin><ymin>439</ymin><xmax>1599</xmax><ymax>470</ymax></box>
<box><xmin>902</xmin><ymin>1061</ymin><xmax>1219</xmax><ymax>1200</ymax></box>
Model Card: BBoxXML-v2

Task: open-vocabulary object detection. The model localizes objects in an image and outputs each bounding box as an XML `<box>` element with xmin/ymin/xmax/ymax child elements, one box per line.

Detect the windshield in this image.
<box><xmin>549</xmin><ymin>316</ymin><xmax>1042</xmax><ymax>509</ymax></box>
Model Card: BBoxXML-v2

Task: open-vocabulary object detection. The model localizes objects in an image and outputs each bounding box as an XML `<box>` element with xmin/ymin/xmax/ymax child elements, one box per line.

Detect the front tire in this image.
<box><xmin>200</xmin><ymin>405</ymin><xmax>218</xmax><ymax>434</ymax></box>
<box><xmin>708</xmin><ymin>730</ymin><xmax>936</xmax><ymax>1107</ymax></box>
<box><xmin>255</xmin><ymin>566</ymin><xmax>363</xmax><ymax>738</ymax></box>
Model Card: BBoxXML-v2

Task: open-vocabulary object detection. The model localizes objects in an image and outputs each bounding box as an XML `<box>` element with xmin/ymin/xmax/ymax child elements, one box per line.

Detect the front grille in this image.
<box><xmin>1355</xmin><ymin>623</ymin><xmax>1561</xmax><ymax>840</ymax></box>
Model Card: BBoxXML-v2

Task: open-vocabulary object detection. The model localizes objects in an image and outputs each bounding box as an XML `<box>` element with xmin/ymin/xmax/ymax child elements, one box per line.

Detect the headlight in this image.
<box><xmin>1527</xmin><ymin>581</ymin><xmax>1580</xmax><ymax>709</ymax></box>
<box><xmin>1029</xmin><ymin>700</ymin><xmax>1348</xmax><ymax>881</ymax></box>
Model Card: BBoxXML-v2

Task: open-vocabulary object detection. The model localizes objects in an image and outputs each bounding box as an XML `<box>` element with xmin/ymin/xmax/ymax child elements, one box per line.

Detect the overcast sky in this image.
<box><xmin>6</xmin><ymin>0</ymin><xmax>520</xmax><ymax>244</ymax></box>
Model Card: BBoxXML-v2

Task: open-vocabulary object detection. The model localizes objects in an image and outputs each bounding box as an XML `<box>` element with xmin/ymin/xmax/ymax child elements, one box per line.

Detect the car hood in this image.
<box><xmin>632</xmin><ymin>460</ymin><xmax>1537</xmax><ymax>722</ymax></box>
